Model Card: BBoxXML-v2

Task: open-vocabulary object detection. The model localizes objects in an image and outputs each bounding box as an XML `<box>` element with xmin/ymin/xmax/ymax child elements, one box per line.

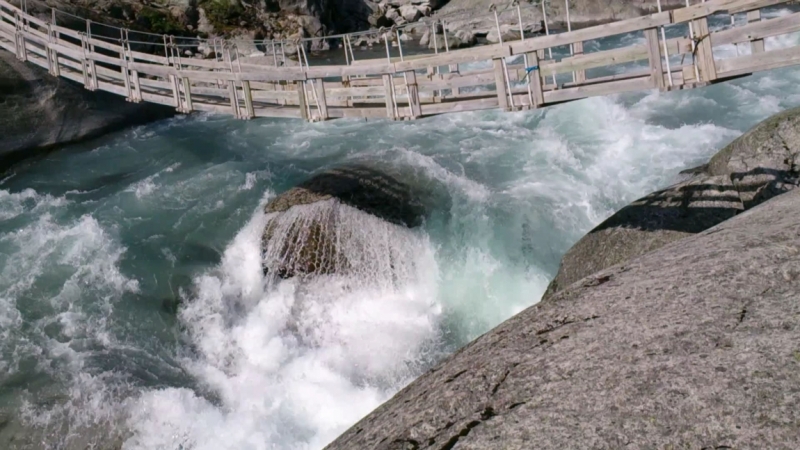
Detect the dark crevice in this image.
<box><xmin>444</xmin><ymin>369</ymin><xmax>468</xmax><ymax>384</ymax></box>
<box><xmin>438</xmin><ymin>408</ymin><xmax>497</xmax><ymax>450</ymax></box>
<box><xmin>491</xmin><ymin>363</ymin><xmax>519</xmax><ymax>396</ymax></box>
<box><xmin>508</xmin><ymin>402</ymin><xmax>526</xmax><ymax>410</ymax></box>
<box><xmin>536</xmin><ymin>315</ymin><xmax>599</xmax><ymax>336</ymax></box>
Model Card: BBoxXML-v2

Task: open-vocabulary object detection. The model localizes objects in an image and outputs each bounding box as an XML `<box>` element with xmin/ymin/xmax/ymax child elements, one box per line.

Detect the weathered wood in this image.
<box><xmin>693</xmin><ymin>17</ymin><xmax>717</xmax><ymax>82</ymax></box>
<box><xmin>1</xmin><ymin>0</ymin><xmax>798</xmax><ymax>124</ymax></box>
<box><xmin>748</xmin><ymin>9</ymin><xmax>765</xmax><ymax>53</ymax></box>
<box><xmin>241</xmin><ymin>80</ymin><xmax>254</xmax><ymax>119</ymax></box>
<box><xmin>228</xmin><ymin>81</ymin><xmax>239</xmax><ymax>118</ymax></box>
<box><xmin>712</xmin><ymin>10</ymin><xmax>800</xmax><ymax>47</ymax></box>
<box><xmin>297</xmin><ymin>80</ymin><xmax>309</xmax><ymax>121</ymax></box>
<box><xmin>405</xmin><ymin>71</ymin><xmax>422</xmax><ymax>119</ymax></box>
<box><xmin>493</xmin><ymin>58</ymin><xmax>509</xmax><ymax>111</ymax></box>
<box><xmin>314</xmin><ymin>78</ymin><xmax>328</xmax><ymax>121</ymax></box>
<box><xmin>644</xmin><ymin>28</ymin><xmax>665</xmax><ymax>89</ymax></box>
<box><xmin>182</xmin><ymin>77</ymin><xmax>194</xmax><ymax>112</ymax></box>
<box><xmin>383</xmin><ymin>74</ymin><xmax>396</xmax><ymax>119</ymax></box>
<box><xmin>717</xmin><ymin>43</ymin><xmax>800</xmax><ymax>77</ymax></box>
<box><xmin>572</xmin><ymin>41</ymin><xmax>586</xmax><ymax>83</ymax></box>
<box><xmin>526</xmin><ymin>51</ymin><xmax>544</xmax><ymax>108</ymax></box>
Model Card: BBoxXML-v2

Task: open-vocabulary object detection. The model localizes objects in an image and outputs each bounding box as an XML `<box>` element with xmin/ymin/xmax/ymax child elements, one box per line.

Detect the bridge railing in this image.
<box><xmin>1</xmin><ymin>0</ymin><xmax>799</xmax><ymax>122</ymax></box>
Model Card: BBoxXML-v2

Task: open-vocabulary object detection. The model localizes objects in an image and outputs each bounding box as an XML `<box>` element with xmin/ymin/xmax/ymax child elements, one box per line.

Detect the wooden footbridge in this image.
<box><xmin>1</xmin><ymin>0</ymin><xmax>799</xmax><ymax>122</ymax></box>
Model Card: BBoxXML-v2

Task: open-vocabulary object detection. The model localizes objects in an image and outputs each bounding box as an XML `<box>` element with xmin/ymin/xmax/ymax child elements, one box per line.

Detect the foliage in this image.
<box><xmin>137</xmin><ymin>7</ymin><xmax>184</xmax><ymax>35</ymax></box>
<box><xmin>199</xmin><ymin>0</ymin><xmax>245</xmax><ymax>29</ymax></box>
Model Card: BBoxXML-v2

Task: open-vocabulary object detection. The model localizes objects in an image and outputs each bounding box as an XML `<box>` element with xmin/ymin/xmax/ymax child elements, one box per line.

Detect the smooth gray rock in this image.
<box><xmin>707</xmin><ymin>106</ymin><xmax>800</xmax><ymax>209</ymax></box>
<box><xmin>544</xmin><ymin>107</ymin><xmax>800</xmax><ymax>300</ymax></box>
<box><xmin>0</xmin><ymin>50</ymin><xmax>173</xmax><ymax>170</ymax></box>
<box><xmin>325</xmin><ymin>188</ymin><xmax>800</xmax><ymax>450</ymax></box>
<box><xmin>543</xmin><ymin>174</ymin><xmax>743</xmax><ymax>299</ymax></box>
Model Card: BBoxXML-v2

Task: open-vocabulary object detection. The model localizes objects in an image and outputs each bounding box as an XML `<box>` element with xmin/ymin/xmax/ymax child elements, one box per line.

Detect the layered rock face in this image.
<box><xmin>324</xmin><ymin>186</ymin><xmax>800</xmax><ymax>450</ymax></box>
<box><xmin>261</xmin><ymin>165</ymin><xmax>426</xmax><ymax>279</ymax></box>
<box><xmin>543</xmin><ymin>106</ymin><xmax>800</xmax><ymax>300</ymax></box>
<box><xmin>0</xmin><ymin>51</ymin><xmax>173</xmax><ymax>169</ymax></box>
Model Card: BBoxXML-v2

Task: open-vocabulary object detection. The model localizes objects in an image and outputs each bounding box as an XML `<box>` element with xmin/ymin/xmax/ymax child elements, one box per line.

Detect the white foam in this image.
<box><xmin>124</xmin><ymin>197</ymin><xmax>441</xmax><ymax>450</ymax></box>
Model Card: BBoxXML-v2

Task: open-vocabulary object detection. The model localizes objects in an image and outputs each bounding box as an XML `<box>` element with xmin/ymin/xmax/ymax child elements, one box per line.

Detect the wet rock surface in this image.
<box><xmin>0</xmin><ymin>51</ymin><xmax>173</xmax><ymax>170</ymax></box>
<box><xmin>261</xmin><ymin>165</ymin><xmax>427</xmax><ymax>279</ymax></box>
<box><xmin>324</xmin><ymin>187</ymin><xmax>800</xmax><ymax>450</ymax></box>
<box><xmin>544</xmin><ymin>107</ymin><xmax>800</xmax><ymax>300</ymax></box>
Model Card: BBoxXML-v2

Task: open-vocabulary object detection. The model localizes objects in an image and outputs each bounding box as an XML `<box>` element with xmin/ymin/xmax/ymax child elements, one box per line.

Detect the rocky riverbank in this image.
<box><xmin>322</xmin><ymin>108</ymin><xmax>800</xmax><ymax>449</ymax></box>
<box><xmin>24</xmin><ymin>0</ymin><xmax>693</xmax><ymax>56</ymax></box>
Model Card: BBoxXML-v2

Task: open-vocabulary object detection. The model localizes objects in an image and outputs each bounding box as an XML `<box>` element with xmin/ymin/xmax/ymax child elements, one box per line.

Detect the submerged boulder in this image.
<box><xmin>543</xmin><ymin>107</ymin><xmax>800</xmax><ymax>300</ymax></box>
<box><xmin>261</xmin><ymin>165</ymin><xmax>427</xmax><ymax>279</ymax></box>
<box><xmin>324</xmin><ymin>186</ymin><xmax>800</xmax><ymax>450</ymax></box>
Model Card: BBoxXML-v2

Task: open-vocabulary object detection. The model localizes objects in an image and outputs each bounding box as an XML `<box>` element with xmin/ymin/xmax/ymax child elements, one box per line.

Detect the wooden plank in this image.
<box><xmin>747</xmin><ymin>10</ymin><xmax>765</xmax><ymax>54</ymax></box>
<box><xmin>717</xmin><ymin>43</ymin><xmax>800</xmax><ymax>77</ymax></box>
<box><xmin>418</xmin><ymin>72</ymin><xmax>497</xmax><ymax>92</ymax></box>
<box><xmin>253</xmin><ymin>106</ymin><xmax>303</xmax><ymax>119</ymax></box>
<box><xmin>572</xmin><ymin>41</ymin><xmax>586</xmax><ymax>83</ymax></box>
<box><xmin>693</xmin><ymin>18</ymin><xmax>717</xmax><ymax>82</ymax></box>
<box><xmin>315</xmin><ymin>78</ymin><xmax>328</xmax><ymax>120</ymax></box>
<box><xmin>405</xmin><ymin>70</ymin><xmax>422</xmax><ymax>118</ymax></box>
<box><xmin>297</xmin><ymin>80</ymin><xmax>308</xmax><ymax>121</ymax></box>
<box><xmin>526</xmin><ymin>51</ymin><xmax>544</xmax><ymax>108</ymax></box>
<box><xmin>539</xmin><ymin>44</ymin><xmax>648</xmax><ymax>77</ymax></box>
<box><xmin>131</xmin><ymin>69</ymin><xmax>142</xmax><ymax>102</ymax></box>
<box><xmin>727</xmin><ymin>0</ymin><xmax>788</xmax><ymax>14</ymax></box>
<box><xmin>420</xmin><ymin>97</ymin><xmax>499</xmax><ymax>116</ymax></box>
<box><xmin>673</xmin><ymin>0</ymin><xmax>788</xmax><ymax>23</ymax></box>
<box><xmin>711</xmin><ymin>10</ymin><xmax>800</xmax><ymax>47</ymax></box>
<box><xmin>493</xmin><ymin>58</ymin><xmax>509</xmax><ymax>111</ymax></box>
<box><xmin>242</xmin><ymin>80</ymin><xmax>254</xmax><ymax>119</ymax></box>
<box><xmin>228</xmin><ymin>81</ymin><xmax>239</xmax><ymax>118</ymax></box>
<box><xmin>182</xmin><ymin>77</ymin><xmax>194</xmax><ymax>112</ymax></box>
<box><xmin>544</xmin><ymin>76</ymin><xmax>653</xmax><ymax>103</ymax></box>
<box><xmin>511</xmin><ymin>12</ymin><xmax>671</xmax><ymax>55</ymax></box>
<box><xmin>383</xmin><ymin>74</ymin><xmax>396</xmax><ymax>119</ymax></box>
<box><xmin>644</xmin><ymin>28</ymin><xmax>665</xmax><ymax>89</ymax></box>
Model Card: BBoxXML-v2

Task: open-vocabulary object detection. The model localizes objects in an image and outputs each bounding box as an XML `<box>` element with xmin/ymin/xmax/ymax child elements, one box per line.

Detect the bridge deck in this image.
<box><xmin>1</xmin><ymin>0</ymin><xmax>799</xmax><ymax>122</ymax></box>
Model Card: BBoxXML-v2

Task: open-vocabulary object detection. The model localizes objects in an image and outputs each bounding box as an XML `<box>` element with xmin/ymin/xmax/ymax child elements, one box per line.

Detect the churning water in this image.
<box><xmin>2</xmin><ymin>8</ymin><xmax>800</xmax><ymax>450</ymax></box>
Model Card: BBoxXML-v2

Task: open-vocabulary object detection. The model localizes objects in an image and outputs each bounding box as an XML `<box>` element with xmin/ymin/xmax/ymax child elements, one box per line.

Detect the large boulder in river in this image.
<box><xmin>543</xmin><ymin>107</ymin><xmax>800</xmax><ymax>300</ymax></box>
<box><xmin>324</xmin><ymin>187</ymin><xmax>800</xmax><ymax>450</ymax></box>
<box><xmin>0</xmin><ymin>50</ymin><xmax>173</xmax><ymax>169</ymax></box>
<box><xmin>262</xmin><ymin>165</ymin><xmax>426</xmax><ymax>279</ymax></box>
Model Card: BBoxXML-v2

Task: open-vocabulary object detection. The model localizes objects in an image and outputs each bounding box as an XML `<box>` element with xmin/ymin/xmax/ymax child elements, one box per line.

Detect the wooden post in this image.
<box><xmin>170</xmin><ymin>75</ymin><xmax>182</xmax><ymax>110</ymax></box>
<box><xmin>383</xmin><ymin>74</ymin><xmax>396</xmax><ymax>120</ymax></box>
<box><xmin>242</xmin><ymin>80</ymin><xmax>254</xmax><ymax>119</ymax></box>
<box><xmin>572</xmin><ymin>41</ymin><xmax>586</xmax><ymax>83</ymax></box>
<box><xmin>315</xmin><ymin>79</ymin><xmax>328</xmax><ymax>120</ymax></box>
<box><xmin>131</xmin><ymin>69</ymin><xmax>142</xmax><ymax>102</ymax></box>
<box><xmin>297</xmin><ymin>80</ymin><xmax>309</xmax><ymax>121</ymax></box>
<box><xmin>747</xmin><ymin>10</ymin><xmax>765</xmax><ymax>54</ymax></box>
<box><xmin>644</xmin><ymin>28</ymin><xmax>665</xmax><ymax>89</ymax></box>
<box><xmin>228</xmin><ymin>81</ymin><xmax>239</xmax><ymax>118</ymax></box>
<box><xmin>182</xmin><ymin>77</ymin><xmax>194</xmax><ymax>113</ymax></box>
<box><xmin>404</xmin><ymin>70</ymin><xmax>421</xmax><ymax>119</ymax></box>
<box><xmin>692</xmin><ymin>17</ymin><xmax>717</xmax><ymax>82</ymax></box>
<box><xmin>493</xmin><ymin>58</ymin><xmax>509</xmax><ymax>111</ymax></box>
<box><xmin>526</xmin><ymin>52</ymin><xmax>544</xmax><ymax>108</ymax></box>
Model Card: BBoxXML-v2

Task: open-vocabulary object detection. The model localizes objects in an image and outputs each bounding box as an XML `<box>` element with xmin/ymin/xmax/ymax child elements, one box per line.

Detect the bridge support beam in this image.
<box><xmin>692</xmin><ymin>17</ymin><xmax>718</xmax><ymax>83</ymax></box>
<box><xmin>644</xmin><ymin>27</ymin><xmax>666</xmax><ymax>90</ymax></box>
<box><xmin>314</xmin><ymin>79</ymin><xmax>328</xmax><ymax>121</ymax></box>
<box><xmin>383</xmin><ymin>74</ymin><xmax>397</xmax><ymax>120</ymax></box>
<box><xmin>747</xmin><ymin>10</ymin><xmax>765</xmax><ymax>54</ymax></box>
<box><xmin>297</xmin><ymin>80</ymin><xmax>309</xmax><ymax>121</ymax></box>
<box><xmin>405</xmin><ymin>71</ymin><xmax>422</xmax><ymax>119</ymax></box>
<box><xmin>242</xmin><ymin>80</ymin><xmax>254</xmax><ymax>119</ymax></box>
<box><xmin>526</xmin><ymin>52</ymin><xmax>544</xmax><ymax>108</ymax></box>
<box><xmin>493</xmin><ymin>58</ymin><xmax>509</xmax><ymax>111</ymax></box>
